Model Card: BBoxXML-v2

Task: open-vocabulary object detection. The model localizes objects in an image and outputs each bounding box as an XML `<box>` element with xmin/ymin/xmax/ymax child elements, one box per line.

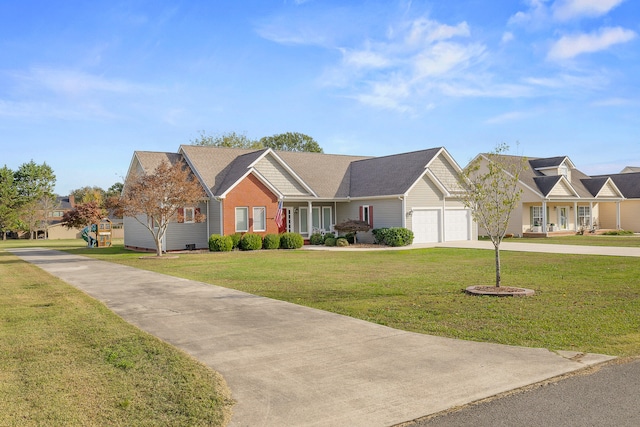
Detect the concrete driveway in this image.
<box><xmin>10</xmin><ymin>248</ymin><xmax>615</xmax><ymax>427</ymax></box>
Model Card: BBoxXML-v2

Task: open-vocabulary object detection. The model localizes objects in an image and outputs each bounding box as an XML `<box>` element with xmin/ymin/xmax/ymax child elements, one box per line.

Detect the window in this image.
<box><xmin>184</xmin><ymin>207</ymin><xmax>195</xmax><ymax>223</ymax></box>
<box><xmin>299</xmin><ymin>207</ymin><xmax>308</xmax><ymax>235</ymax></box>
<box><xmin>235</xmin><ymin>207</ymin><xmax>248</xmax><ymax>232</ymax></box>
<box><xmin>531</xmin><ymin>206</ymin><xmax>543</xmax><ymax>226</ymax></box>
<box><xmin>322</xmin><ymin>207</ymin><xmax>332</xmax><ymax>232</ymax></box>
<box><xmin>253</xmin><ymin>207</ymin><xmax>266</xmax><ymax>231</ymax></box>
<box><xmin>359</xmin><ymin>205</ymin><xmax>373</xmax><ymax>228</ymax></box>
<box><xmin>578</xmin><ymin>206</ymin><xmax>590</xmax><ymax>227</ymax></box>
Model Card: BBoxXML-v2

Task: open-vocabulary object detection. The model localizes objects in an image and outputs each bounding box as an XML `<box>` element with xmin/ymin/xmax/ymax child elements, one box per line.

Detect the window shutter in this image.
<box><xmin>178</xmin><ymin>208</ymin><xmax>184</xmax><ymax>223</ymax></box>
<box><xmin>530</xmin><ymin>207</ymin><xmax>533</xmax><ymax>225</ymax></box>
<box><xmin>369</xmin><ymin>205</ymin><xmax>374</xmax><ymax>228</ymax></box>
<box><xmin>359</xmin><ymin>205</ymin><xmax>363</xmax><ymax>221</ymax></box>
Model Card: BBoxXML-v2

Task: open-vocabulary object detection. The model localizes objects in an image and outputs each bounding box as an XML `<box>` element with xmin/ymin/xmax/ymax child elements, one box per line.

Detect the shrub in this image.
<box><xmin>602</xmin><ymin>230</ymin><xmax>634</xmax><ymax>236</ymax></box>
<box><xmin>336</xmin><ymin>238</ymin><xmax>349</xmax><ymax>247</ymax></box>
<box><xmin>372</xmin><ymin>227</ymin><xmax>414</xmax><ymax>246</ymax></box>
<box><xmin>240</xmin><ymin>233</ymin><xmax>263</xmax><ymax>251</ymax></box>
<box><xmin>208</xmin><ymin>234</ymin><xmax>233</xmax><ymax>252</ymax></box>
<box><xmin>324</xmin><ymin>237</ymin><xmax>337</xmax><ymax>246</ymax></box>
<box><xmin>280</xmin><ymin>232</ymin><xmax>304</xmax><ymax>249</ymax></box>
<box><xmin>309</xmin><ymin>232</ymin><xmax>324</xmax><ymax>245</ymax></box>
<box><xmin>263</xmin><ymin>233</ymin><xmax>281</xmax><ymax>250</ymax></box>
<box><xmin>230</xmin><ymin>233</ymin><xmax>242</xmax><ymax>249</ymax></box>
<box><xmin>344</xmin><ymin>232</ymin><xmax>355</xmax><ymax>244</ymax></box>
<box><xmin>323</xmin><ymin>232</ymin><xmax>335</xmax><ymax>240</ymax></box>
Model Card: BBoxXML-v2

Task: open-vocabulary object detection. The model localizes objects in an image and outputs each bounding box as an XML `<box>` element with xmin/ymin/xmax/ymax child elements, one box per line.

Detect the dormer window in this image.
<box><xmin>559</xmin><ymin>165</ymin><xmax>568</xmax><ymax>177</ymax></box>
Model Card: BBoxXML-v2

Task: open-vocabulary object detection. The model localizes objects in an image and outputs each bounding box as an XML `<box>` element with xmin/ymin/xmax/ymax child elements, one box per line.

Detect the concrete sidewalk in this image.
<box><xmin>10</xmin><ymin>248</ymin><xmax>615</xmax><ymax>427</ymax></box>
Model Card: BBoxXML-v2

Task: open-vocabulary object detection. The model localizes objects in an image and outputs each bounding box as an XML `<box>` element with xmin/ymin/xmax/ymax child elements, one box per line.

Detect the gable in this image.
<box><xmin>427</xmin><ymin>153</ymin><xmax>463</xmax><ymax>193</ymax></box>
<box><xmin>253</xmin><ymin>153</ymin><xmax>311</xmax><ymax>197</ymax></box>
<box><xmin>597</xmin><ymin>181</ymin><xmax>620</xmax><ymax>197</ymax></box>
<box><xmin>548</xmin><ymin>179</ymin><xmax>577</xmax><ymax>197</ymax></box>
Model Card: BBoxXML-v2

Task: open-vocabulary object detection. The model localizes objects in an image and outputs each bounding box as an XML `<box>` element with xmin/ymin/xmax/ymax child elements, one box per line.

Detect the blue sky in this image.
<box><xmin>2</xmin><ymin>0</ymin><xmax>639</xmax><ymax>195</ymax></box>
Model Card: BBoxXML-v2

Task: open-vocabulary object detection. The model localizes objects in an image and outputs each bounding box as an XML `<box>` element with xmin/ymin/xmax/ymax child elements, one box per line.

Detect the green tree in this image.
<box><xmin>14</xmin><ymin>160</ymin><xmax>56</xmax><ymax>239</ymax></box>
<box><xmin>191</xmin><ymin>131</ymin><xmax>324</xmax><ymax>153</ymax></box>
<box><xmin>70</xmin><ymin>186</ymin><xmax>105</xmax><ymax>205</ymax></box>
<box><xmin>106</xmin><ymin>182</ymin><xmax>123</xmax><ymax>197</ymax></box>
<box><xmin>190</xmin><ymin>131</ymin><xmax>261</xmax><ymax>149</ymax></box>
<box><xmin>460</xmin><ymin>143</ymin><xmax>526</xmax><ymax>287</ymax></box>
<box><xmin>259</xmin><ymin>132</ymin><xmax>323</xmax><ymax>153</ymax></box>
<box><xmin>0</xmin><ymin>166</ymin><xmax>19</xmax><ymax>240</ymax></box>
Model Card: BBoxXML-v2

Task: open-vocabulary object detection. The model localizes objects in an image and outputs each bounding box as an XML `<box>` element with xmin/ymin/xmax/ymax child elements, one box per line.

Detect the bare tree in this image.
<box><xmin>118</xmin><ymin>160</ymin><xmax>205</xmax><ymax>256</ymax></box>
<box><xmin>460</xmin><ymin>144</ymin><xmax>526</xmax><ymax>287</ymax></box>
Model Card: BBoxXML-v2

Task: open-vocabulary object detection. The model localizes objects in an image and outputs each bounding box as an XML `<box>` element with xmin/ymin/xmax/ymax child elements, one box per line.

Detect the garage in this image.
<box><xmin>412</xmin><ymin>208</ymin><xmax>472</xmax><ymax>243</ymax></box>
<box><xmin>444</xmin><ymin>209</ymin><xmax>471</xmax><ymax>241</ymax></box>
<box><xmin>412</xmin><ymin>209</ymin><xmax>441</xmax><ymax>243</ymax></box>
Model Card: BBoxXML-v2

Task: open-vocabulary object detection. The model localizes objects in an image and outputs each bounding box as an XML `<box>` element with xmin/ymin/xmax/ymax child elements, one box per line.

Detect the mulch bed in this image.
<box><xmin>465</xmin><ymin>285</ymin><xmax>535</xmax><ymax>297</ymax></box>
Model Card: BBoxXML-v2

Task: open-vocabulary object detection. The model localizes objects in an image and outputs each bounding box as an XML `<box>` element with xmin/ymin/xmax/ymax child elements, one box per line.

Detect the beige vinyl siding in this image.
<box><xmin>428</xmin><ymin>155</ymin><xmax>463</xmax><ymax>192</ymax></box>
<box><xmin>598</xmin><ymin>183</ymin><xmax>618</xmax><ymax>197</ymax></box>
<box><xmin>254</xmin><ymin>155</ymin><xmax>309</xmax><ymax>196</ymax></box>
<box><xmin>406</xmin><ymin>175</ymin><xmax>444</xmax><ymax>207</ymax></box>
<box><xmin>620</xmin><ymin>200</ymin><xmax>640</xmax><ymax>231</ymax></box>
<box><xmin>548</xmin><ymin>181</ymin><xmax>575</xmax><ymax>197</ymax></box>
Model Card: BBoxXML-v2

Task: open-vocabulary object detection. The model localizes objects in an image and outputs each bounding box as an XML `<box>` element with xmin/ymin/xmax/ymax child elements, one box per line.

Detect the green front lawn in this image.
<box><xmin>54</xmin><ymin>241</ymin><xmax>640</xmax><ymax>358</ymax></box>
<box><xmin>504</xmin><ymin>234</ymin><xmax>640</xmax><ymax>247</ymax></box>
<box><xmin>0</xmin><ymin>245</ymin><xmax>233</xmax><ymax>427</ymax></box>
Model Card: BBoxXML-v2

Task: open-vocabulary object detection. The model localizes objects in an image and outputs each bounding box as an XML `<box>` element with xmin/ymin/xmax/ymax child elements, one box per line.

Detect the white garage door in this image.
<box><xmin>412</xmin><ymin>209</ymin><xmax>441</xmax><ymax>243</ymax></box>
<box><xmin>444</xmin><ymin>209</ymin><xmax>471</xmax><ymax>241</ymax></box>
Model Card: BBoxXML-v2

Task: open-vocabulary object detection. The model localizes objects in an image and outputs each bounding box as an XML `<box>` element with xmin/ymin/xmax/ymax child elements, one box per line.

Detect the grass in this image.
<box><xmin>43</xmin><ymin>239</ymin><xmax>640</xmax><ymax>358</ymax></box>
<box><xmin>0</xmin><ymin>243</ymin><xmax>233</xmax><ymax>427</ymax></box>
<box><xmin>1</xmin><ymin>235</ymin><xmax>639</xmax><ymax>424</ymax></box>
<box><xmin>503</xmin><ymin>234</ymin><xmax>640</xmax><ymax>247</ymax></box>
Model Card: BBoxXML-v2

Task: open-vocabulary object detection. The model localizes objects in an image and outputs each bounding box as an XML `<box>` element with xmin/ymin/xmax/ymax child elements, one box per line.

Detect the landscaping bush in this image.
<box><xmin>602</xmin><ymin>230</ymin><xmax>634</xmax><ymax>236</ymax></box>
<box><xmin>240</xmin><ymin>233</ymin><xmax>263</xmax><ymax>251</ymax></box>
<box><xmin>208</xmin><ymin>234</ymin><xmax>233</xmax><ymax>252</ymax></box>
<box><xmin>373</xmin><ymin>227</ymin><xmax>414</xmax><ymax>246</ymax></box>
<box><xmin>344</xmin><ymin>232</ymin><xmax>355</xmax><ymax>244</ymax></box>
<box><xmin>323</xmin><ymin>232</ymin><xmax>335</xmax><ymax>240</ymax></box>
<box><xmin>324</xmin><ymin>237</ymin><xmax>337</xmax><ymax>246</ymax></box>
<box><xmin>230</xmin><ymin>233</ymin><xmax>242</xmax><ymax>249</ymax></box>
<box><xmin>263</xmin><ymin>233</ymin><xmax>281</xmax><ymax>250</ymax></box>
<box><xmin>280</xmin><ymin>232</ymin><xmax>304</xmax><ymax>249</ymax></box>
<box><xmin>309</xmin><ymin>232</ymin><xmax>325</xmax><ymax>245</ymax></box>
<box><xmin>336</xmin><ymin>238</ymin><xmax>349</xmax><ymax>247</ymax></box>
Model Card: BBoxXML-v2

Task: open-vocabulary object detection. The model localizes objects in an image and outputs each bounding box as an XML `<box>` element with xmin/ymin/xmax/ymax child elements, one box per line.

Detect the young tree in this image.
<box><xmin>259</xmin><ymin>132</ymin><xmax>323</xmax><ymax>153</ymax></box>
<box><xmin>0</xmin><ymin>166</ymin><xmax>19</xmax><ymax>240</ymax></box>
<box><xmin>460</xmin><ymin>144</ymin><xmax>526</xmax><ymax>287</ymax></box>
<box><xmin>61</xmin><ymin>201</ymin><xmax>105</xmax><ymax>229</ymax></box>
<box><xmin>118</xmin><ymin>160</ymin><xmax>205</xmax><ymax>256</ymax></box>
<box><xmin>36</xmin><ymin>194</ymin><xmax>60</xmax><ymax>239</ymax></box>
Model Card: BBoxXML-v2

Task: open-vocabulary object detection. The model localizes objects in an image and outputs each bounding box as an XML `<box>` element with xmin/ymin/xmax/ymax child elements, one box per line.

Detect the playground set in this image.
<box><xmin>81</xmin><ymin>218</ymin><xmax>112</xmax><ymax>248</ymax></box>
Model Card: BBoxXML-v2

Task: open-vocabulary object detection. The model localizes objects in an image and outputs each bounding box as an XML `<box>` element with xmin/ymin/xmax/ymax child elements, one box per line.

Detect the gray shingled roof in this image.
<box><xmin>529</xmin><ymin>156</ymin><xmax>567</xmax><ymax>169</ymax></box>
<box><xmin>141</xmin><ymin>145</ymin><xmax>450</xmax><ymax>200</ymax></box>
<box><xmin>593</xmin><ymin>173</ymin><xmax>640</xmax><ymax>198</ymax></box>
<box><xmin>349</xmin><ymin>148</ymin><xmax>442</xmax><ymax>197</ymax></box>
<box><xmin>532</xmin><ymin>175</ymin><xmax>563</xmax><ymax>196</ymax></box>
<box><xmin>581</xmin><ymin>177</ymin><xmax>609</xmax><ymax>197</ymax></box>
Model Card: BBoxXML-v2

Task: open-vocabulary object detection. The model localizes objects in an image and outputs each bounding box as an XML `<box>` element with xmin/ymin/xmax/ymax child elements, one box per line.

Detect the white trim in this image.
<box><xmin>235</xmin><ymin>207</ymin><xmax>249</xmax><ymax>232</ymax></box>
<box><xmin>253</xmin><ymin>206</ymin><xmax>266</xmax><ymax>232</ymax></box>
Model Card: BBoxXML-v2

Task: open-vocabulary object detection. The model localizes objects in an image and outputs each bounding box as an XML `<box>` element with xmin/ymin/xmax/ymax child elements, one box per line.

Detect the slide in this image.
<box><xmin>81</xmin><ymin>224</ymin><xmax>98</xmax><ymax>247</ymax></box>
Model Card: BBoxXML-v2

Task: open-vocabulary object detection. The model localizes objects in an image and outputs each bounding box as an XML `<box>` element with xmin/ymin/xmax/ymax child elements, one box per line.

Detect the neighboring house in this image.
<box><xmin>592</xmin><ymin>172</ymin><xmax>640</xmax><ymax>232</ymax></box>
<box><xmin>123</xmin><ymin>145</ymin><xmax>475</xmax><ymax>251</ymax></box>
<box><xmin>471</xmin><ymin>154</ymin><xmax>626</xmax><ymax>237</ymax></box>
<box><xmin>620</xmin><ymin>166</ymin><xmax>640</xmax><ymax>174</ymax></box>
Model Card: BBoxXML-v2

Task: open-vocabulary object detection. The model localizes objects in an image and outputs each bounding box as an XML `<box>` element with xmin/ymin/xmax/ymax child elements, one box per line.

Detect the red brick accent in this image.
<box><xmin>223</xmin><ymin>173</ymin><xmax>279</xmax><ymax>236</ymax></box>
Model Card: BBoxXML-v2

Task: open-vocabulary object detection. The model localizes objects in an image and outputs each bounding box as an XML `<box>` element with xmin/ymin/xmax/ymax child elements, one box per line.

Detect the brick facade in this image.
<box><xmin>223</xmin><ymin>173</ymin><xmax>279</xmax><ymax>236</ymax></box>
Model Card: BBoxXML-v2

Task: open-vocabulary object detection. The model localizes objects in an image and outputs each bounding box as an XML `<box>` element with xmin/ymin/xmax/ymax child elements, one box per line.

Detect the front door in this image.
<box><xmin>558</xmin><ymin>207</ymin><xmax>569</xmax><ymax>230</ymax></box>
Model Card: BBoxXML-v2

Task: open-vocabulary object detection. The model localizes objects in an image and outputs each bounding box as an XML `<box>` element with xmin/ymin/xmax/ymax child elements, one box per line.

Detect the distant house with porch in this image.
<box><xmin>470</xmin><ymin>154</ymin><xmax>627</xmax><ymax>237</ymax></box>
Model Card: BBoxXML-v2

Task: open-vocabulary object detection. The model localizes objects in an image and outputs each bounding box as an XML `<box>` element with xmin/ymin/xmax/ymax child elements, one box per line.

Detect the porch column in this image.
<box><xmin>307</xmin><ymin>201</ymin><xmax>313</xmax><ymax>237</ymax></box>
<box><xmin>401</xmin><ymin>196</ymin><xmax>406</xmax><ymax>228</ymax></box>
<box><xmin>573</xmin><ymin>201</ymin><xmax>578</xmax><ymax>231</ymax></box>
<box><xmin>617</xmin><ymin>201</ymin><xmax>621</xmax><ymax>230</ymax></box>
<box><xmin>542</xmin><ymin>201</ymin><xmax>547</xmax><ymax>233</ymax></box>
<box><xmin>590</xmin><ymin>201</ymin><xmax>594</xmax><ymax>229</ymax></box>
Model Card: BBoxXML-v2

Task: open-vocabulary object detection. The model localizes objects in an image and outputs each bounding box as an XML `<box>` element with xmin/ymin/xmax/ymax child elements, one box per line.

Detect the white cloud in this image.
<box><xmin>547</xmin><ymin>26</ymin><xmax>636</xmax><ymax>60</ymax></box>
<box><xmin>405</xmin><ymin>18</ymin><xmax>470</xmax><ymax>45</ymax></box>
<box><xmin>501</xmin><ymin>32</ymin><xmax>515</xmax><ymax>44</ymax></box>
<box><xmin>508</xmin><ymin>0</ymin><xmax>550</xmax><ymax>27</ymax></box>
<box><xmin>552</xmin><ymin>0</ymin><xmax>625</xmax><ymax>21</ymax></box>
<box><xmin>485</xmin><ymin>111</ymin><xmax>532</xmax><ymax>124</ymax></box>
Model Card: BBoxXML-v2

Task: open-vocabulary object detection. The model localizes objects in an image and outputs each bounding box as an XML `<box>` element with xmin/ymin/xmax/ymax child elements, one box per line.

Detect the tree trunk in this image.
<box><xmin>155</xmin><ymin>234</ymin><xmax>163</xmax><ymax>257</ymax></box>
<box><xmin>494</xmin><ymin>245</ymin><xmax>501</xmax><ymax>287</ymax></box>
